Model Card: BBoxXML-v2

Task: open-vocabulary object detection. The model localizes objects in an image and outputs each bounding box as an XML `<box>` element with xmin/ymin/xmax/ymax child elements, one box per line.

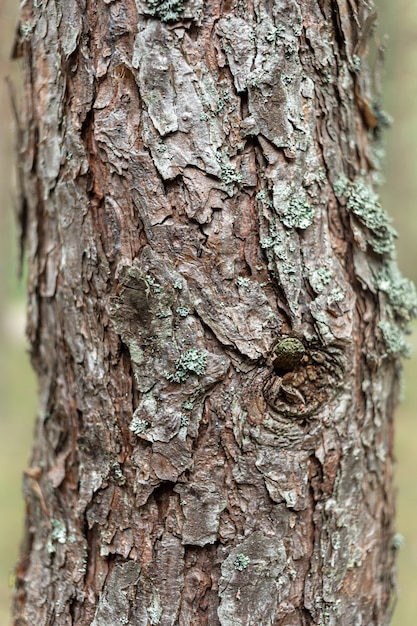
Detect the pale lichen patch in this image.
<box><xmin>374</xmin><ymin>263</ymin><xmax>417</xmax><ymax>324</ymax></box>
<box><xmin>281</xmin><ymin>191</ymin><xmax>315</xmax><ymax>230</ymax></box>
<box><xmin>137</xmin><ymin>0</ymin><xmax>203</xmax><ymax>23</ymax></box>
<box><xmin>378</xmin><ymin>320</ymin><xmax>411</xmax><ymax>358</ymax></box>
<box><xmin>47</xmin><ymin>518</ymin><xmax>67</xmax><ymax>553</ymax></box>
<box><xmin>334</xmin><ymin>175</ymin><xmax>396</xmax><ymax>255</ymax></box>
<box><xmin>130</xmin><ymin>414</ymin><xmax>150</xmax><ymax>436</ymax></box>
<box><xmin>143</xmin><ymin>0</ymin><xmax>186</xmax><ymax>22</ymax></box>
<box><xmin>165</xmin><ymin>348</ymin><xmax>207</xmax><ymax>383</ymax></box>
<box><xmin>233</xmin><ymin>553</ymin><xmax>250</xmax><ymax>571</ymax></box>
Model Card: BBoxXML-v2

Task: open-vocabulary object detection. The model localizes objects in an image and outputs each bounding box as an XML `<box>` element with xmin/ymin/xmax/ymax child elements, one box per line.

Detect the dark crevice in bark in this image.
<box><xmin>186</xmin><ymin>22</ymin><xmax>200</xmax><ymax>42</ymax></box>
<box><xmin>329</xmin><ymin>0</ymin><xmax>350</xmax><ymax>62</ymax></box>
<box><xmin>300</xmin><ymin>606</ymin><xmax>315</xmax><ymax>625</ymax></box>
<box><xmin>80</xmin><ymin>108</ymin><xmax>95</xmax><ymax>157</ymax></box>
<box><xmin>239</xmin><ymin>88</ymin><xmax>249</xmax><ymax>120</ymax></box>
<box><xmin>151</xmin><ymin>480</ymin><xmax>177</xmax><ymax>512</ymax></box>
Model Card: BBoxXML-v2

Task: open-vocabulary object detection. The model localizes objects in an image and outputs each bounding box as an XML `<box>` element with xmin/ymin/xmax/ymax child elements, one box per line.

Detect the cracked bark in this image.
<box><xmin>12</xmin><ymin>1</ymin><xmax>412</xmax><ymax>624</ymax></box>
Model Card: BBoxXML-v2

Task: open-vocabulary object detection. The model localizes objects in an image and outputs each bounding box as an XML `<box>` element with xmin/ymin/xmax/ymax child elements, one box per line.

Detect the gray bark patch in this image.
<box><xmin>91</xmin><ymin>561</ymin><xmax>141</xmax><ymax>626</ymax></box>
<box><xmin>218</xmin><ymin>531</ymin><xmax>287</xmax><ymax>626</ymax></box>
<box><xmin>175</xmin><ymin>483</ymin><xmax>227</xmax><ymax>546</ymax></box>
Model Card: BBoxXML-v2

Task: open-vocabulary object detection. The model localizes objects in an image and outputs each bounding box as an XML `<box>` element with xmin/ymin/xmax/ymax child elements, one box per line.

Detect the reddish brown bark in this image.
<box><xmin>12</xmin><ymin>1</ymin><xmax>414</xmax><ymax>624</ymax></box>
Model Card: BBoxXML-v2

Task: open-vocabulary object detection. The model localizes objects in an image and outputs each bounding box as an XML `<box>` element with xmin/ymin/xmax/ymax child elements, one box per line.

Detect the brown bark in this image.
<box><xmin>12</xmin><ymin>1</ymin><xmax>415</xmax><ymax>624</ymax></box>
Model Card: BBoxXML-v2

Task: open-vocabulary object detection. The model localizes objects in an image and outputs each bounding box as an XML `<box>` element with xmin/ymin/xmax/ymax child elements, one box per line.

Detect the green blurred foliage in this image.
<box><xmin>0</xmin><ymin>1</ymin><xmax>416</xmax><ymax>625</ymax></box>
<box><xmin>378</xmin><ymin>4</ymin><xmax>417</xmax><ymax>624</ymax></box>
<box><xmin>0</xmin><ymin>3</ymin><xmax>36</xmax><ymax>625</ymax></box>
<box><xmin>379</xmin><ymin>1</ymin><xmax>417</xmax><ymax>284</ymax></box>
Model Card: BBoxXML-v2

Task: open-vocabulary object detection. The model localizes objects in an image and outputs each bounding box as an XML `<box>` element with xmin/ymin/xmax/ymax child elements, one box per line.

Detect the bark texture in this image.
<box><xmin>12</xmin><ymin>1</ymin><xmax>416</xmax><ymax>624</ymax></box>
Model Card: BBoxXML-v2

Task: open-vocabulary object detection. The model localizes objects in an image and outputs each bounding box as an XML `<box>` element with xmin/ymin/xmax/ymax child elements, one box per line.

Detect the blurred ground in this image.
<box><xmin>0</xmin><ymin>1</ymin><xmax>416</xmax><ymax>625</ymax></box>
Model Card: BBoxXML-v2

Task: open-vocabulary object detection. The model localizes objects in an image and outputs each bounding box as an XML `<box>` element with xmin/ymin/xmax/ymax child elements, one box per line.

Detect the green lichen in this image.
<box><xmin>51</xmin><ymin>518</ymin><xmax>67</xmax><ymax>544</ymax></box>
<box><xmin>334</xmin><ymin>175</ymin><xmax>396</xmax><ymax>255</ymax></box>
<box><xmin>373</xmin><ymin>261</ymin><xmax>417</xmax><ymax>357</ymax></box>
<box><xmin>330</xmin><ymin>288</ymin><xmax>345</xmax><ymax>302</ymax></box>
<box><xmin>309</xmin><ymin>264</ymin><xmax>333</xmax><ymax>293</ymax></box>
<box><xmin>196</xmin><ymin>77</ymin><xmax>232</xmax><ymax>122</ymax></box>
<box><xmin>374</xmin><ymin>263</ymin><xmax>417</xmax><ymax>324</ymax></box>
<box><xmin>260</xmin><ymin>219</ymin><xmax>282</xmax><ymax>250</ymax></box>
<box><xmin>234</xmin><ymin>553</ymin><xmax>251</xmax><ymax>571</ymax></box>
<box><xmin>130</xmin><ymin>416</ymin><xmax>149</xmax><ymax>435</ymax></box>
<box><xmin>143</xmin><ymin>0</ymin><xmax>186</xmax><ymax>22</ymax></box>
<box><xmin>216</xmin><ymin>151</ymin><xmax>242</xmax><ymax>196</ymax></box>
<box><xmin>372</xmin><ymin>99</ymin><xmax>393</xmax><ymax>132</ymax></box>
<box><xmin>176</xmin><ymin>305</ymin><xmax>190</xmax><ymax>317</ymax></box>
<box><xmin>236</xmin><ymin>276</ymin><xmax>251</xmax><ymax>289</ymax></box>
<box><xmin>47</xmin><ymin>518</ymin><xmax>67</xmax><ymax>553</ymax></box>
<box><xmin>256</xmin><ymin>189</ymin><xmax>273</xmax><ymax>209</ymax></box>
<box><xmin>166</xmin><ymin>348</ymin><xmax>207</xmax><ymax>383</ymax></box>
<box><xmin>20</xmin><ymin>21</ymin><xmax>33</xmax><ymax>38</ymax></box>
<box><xmin>352</xmin><ymin>54</ymin><xmax>361</xmax><ymax>73</ymax></box>
<box><xmin>282</xmin><ymin>191</ymin><xmax>315</xmax><ymax>230</ymax></box>
<box><xmin>334</xmin><ymin>176</ymin><xmax>416</xmax><ymax>356</ymax></box>
<box><xmin>378</xmin><ymin>321</ymin><xmax>411</xmax><ymax>358</ymax></box>
<box><xmin>214</xmin><ymin>87</ymin><xmax>231</xmax><ymax>115</ymax></box>
<box><xmin>259</xmin><ymin>218</ymin><xmax>299</xmax><ymax>289</ymax></box>
<box><xmin>281</xmin><ymin>262</ymin><xmax>297</xmax><ymax>283</ymax></box>
<box><xmin>147</xmin><ymin>599</ymin><xmax>162</xmax><ymax>624</ymax></box>
<box><xmin>144</xmin><ymin>274</ymin><xmax>162</xmax><ymax>295</ymax></box>
<box><xmin>112</xmin><ymin>462</ymin><xmax>126</xmax><ymax>486</ymax></box>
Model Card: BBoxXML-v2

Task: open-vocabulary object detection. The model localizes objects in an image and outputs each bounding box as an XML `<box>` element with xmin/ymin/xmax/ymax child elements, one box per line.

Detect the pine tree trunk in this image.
<box><xmin>12</xmin><ymin>1</ymin><xmax>415</xmax><ymax>624</ymax></box>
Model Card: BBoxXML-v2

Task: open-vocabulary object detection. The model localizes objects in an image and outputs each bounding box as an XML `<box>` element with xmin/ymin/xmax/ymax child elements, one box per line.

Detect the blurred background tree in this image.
<box><xmin>0</xmin><ymin>0</ymin><xmax>416</xmax><ymax>624</ymax></box>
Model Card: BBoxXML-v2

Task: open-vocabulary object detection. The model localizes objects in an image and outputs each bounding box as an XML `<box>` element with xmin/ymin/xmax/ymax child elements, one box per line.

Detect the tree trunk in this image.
<box><xmin>12</xmin><ymin>1</ymin><xmax>415</xmax><ymax>624</ymax></box>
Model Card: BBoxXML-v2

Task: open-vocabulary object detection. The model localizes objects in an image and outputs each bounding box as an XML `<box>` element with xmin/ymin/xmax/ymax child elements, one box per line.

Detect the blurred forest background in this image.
<box><xmin>0</xmin><ymin>0</ymin><xmax>416</xmax><ymax>624</ymax></box>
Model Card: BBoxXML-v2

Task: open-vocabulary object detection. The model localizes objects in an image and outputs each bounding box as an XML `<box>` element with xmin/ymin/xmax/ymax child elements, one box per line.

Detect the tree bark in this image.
<box><xmin>12</xmin><ymin>1</ymin><xmax>416</xmax><ymax>624</ymax></box>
